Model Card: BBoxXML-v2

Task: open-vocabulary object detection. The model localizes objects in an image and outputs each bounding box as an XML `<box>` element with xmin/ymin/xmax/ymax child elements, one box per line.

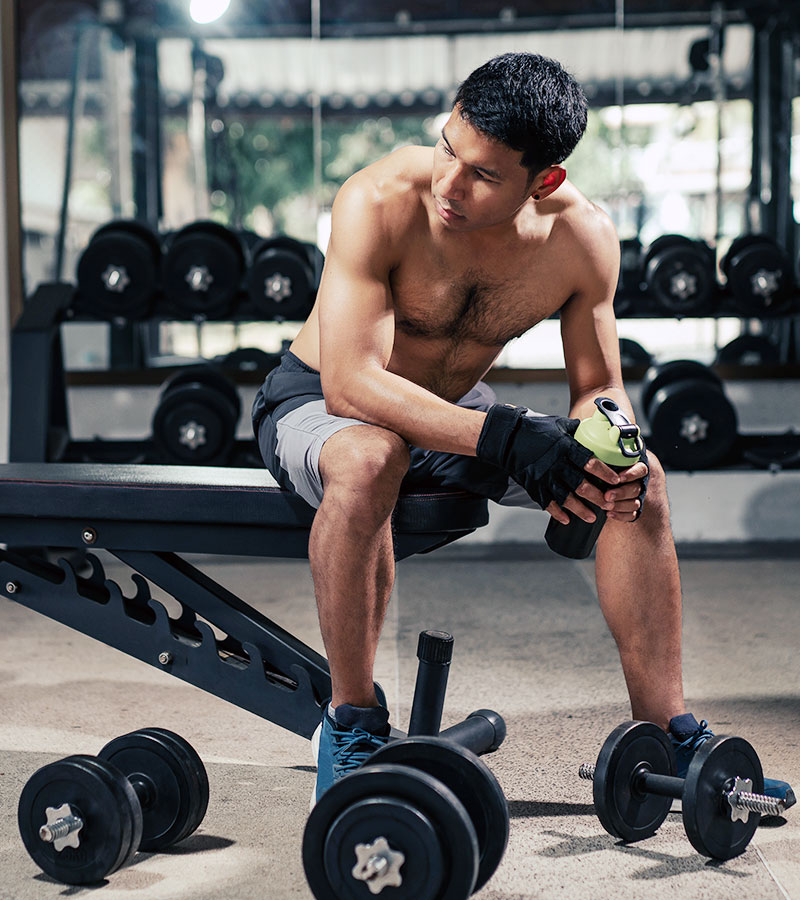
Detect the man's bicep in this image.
<box><xmin>560</xmin><ymin>251</ymin><xmax>626</xmax><ymax>416</ymax></box>
<box><xmin>317</xmin><ymin>183</ymin><xmax>397</xmax><ymax>388</ymax></box>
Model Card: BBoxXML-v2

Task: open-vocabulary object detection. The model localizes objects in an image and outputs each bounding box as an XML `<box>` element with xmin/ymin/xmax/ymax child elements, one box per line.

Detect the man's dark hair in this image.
<box><xmin>453</xmin><ymin>53</ymin><xmax>588</xmax><ymax>178</ymax></box>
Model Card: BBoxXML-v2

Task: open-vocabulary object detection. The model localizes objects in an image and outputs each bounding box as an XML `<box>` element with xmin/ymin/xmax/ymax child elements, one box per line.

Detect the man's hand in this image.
<box><xmin>476</xmin><ymin>404</ymin><xmax>622</xmax><ymax>516</ymax></box>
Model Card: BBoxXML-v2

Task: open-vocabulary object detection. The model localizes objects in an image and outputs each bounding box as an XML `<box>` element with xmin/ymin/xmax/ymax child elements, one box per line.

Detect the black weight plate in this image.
<box><xmin>369</xmin><ymin>736</ymin><xmax>508</xmax><ymax>893</ymax></box>
<box><xmin>647</xmin><ymin>379</ymin><xmax>734</xmax><ymax>467</ymax></box>
<box><xmin>303</xmin><ymin>764</ymin><xmax>479</xmax><ymax>900</ymax></box>
<box><xmin>619</xmin><ymin>338</ymin><xmax>653</xmax><ymax>368</ymax></box>
<box><xmin>648</xmin><ymin>378</ymin><xmax>737</xmax><ymax>469</ymax></box>
<box><xmin>742</xmin><ymin>433</ymin><xmax>800</xmax><ymax>470</ymax></box>
<box><xmin>646</xmin><ymin>243</ymin><xmax>714</xmax><ymax>314</ymax></box>
<box><xmin>163</xmin><ymin>222</ymin><xmax>244</xmax><ymax>319</ymax></box>
<box><xmin>93</xmin><ymin>219</ymin><xmax>162</xmax><ymax>258</ymax></box>
<box><xmin>18</xmin><ymin>754</ymin><xmax>142</xmax><ymax>884</ymax></box>
<box><xmin>160</xmin><ymin>364</ymin><xmax>241</xmax><ymax>417</ymax></box>
<box><xmin>683</xmin><ymin>735</ymin><xmax>763</xmax><ymax>860</ymax></box>
<box><xmin>125</xmin><ymin>728</ymin><xmax>209</xmax><ymax>844</ymax></box>
<box><xmin>716</xmin><ymin>334</ymin><xmax>780</xmax><ymax>367</ymax></box>
<box><xmin>152</xmin><ymin>383</ymin><xmax>237</xmax><ymax>464</ymax></box>
<box><xmin>642</xmin><ymin>234</ymin><xmax>695</xmax><ymax>268</ymax></box>
<box><xmin>98</xmin><ymin>729</ymin><xmax>207</xmax><ymax>852</ymax></box>
<box><xmin>641</xmin><ymin>360</ymin><xmax>722</xmax><ymax>420</ymax></box>
<box><xmin>325</xmin><ymin>796</ymin><xmax>444</xmax><ymax>900</ymax></box>
<box><xmin>720</xmin><ymin>234</ymin><xmax>769</xmax><ymax>281</ymax></box>
<box><xmin>77</xmin><ymin>226</ymin><xmax>159</xmax><ymax>320</ymax></box>
<box><xmin>727</xmin><ymin>240</ymin><xmax>794</xmax><ymax>316</ymax></box>
<box><xmin>247</xmin><ymin>239</ymin><xmax>313</xmax><ymax>321</ymax></box>
<box><xmin>592</xmin><ymin>721</ymin><xmax>675</xmax><ymax>843</ymax></box>
<box><xmin>619</xmin><ymin>238</ymin><xmax>643</xmax><ymax>280</ymax></box>
<box><xmin>222</xmin><ymin>347</ymin><xmax>281</xmax><ymax>373</ymax></box>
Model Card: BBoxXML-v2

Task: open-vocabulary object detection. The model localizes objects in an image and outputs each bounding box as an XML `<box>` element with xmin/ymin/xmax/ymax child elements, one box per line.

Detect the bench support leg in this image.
<box><xmin>1</xmin><ymin>547</ymin><xmax>330</xmax><ymax>738</ymax></box>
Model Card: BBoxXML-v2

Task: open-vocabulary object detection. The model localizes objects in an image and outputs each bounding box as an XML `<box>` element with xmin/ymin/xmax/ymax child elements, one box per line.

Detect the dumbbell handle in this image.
<box><xmin>578</xmin><ymin>763</ymin><xmax>785</xmax><ymax>817</ymax></box>
<box><xmin>440</xmin><ymin>709</ymin><xmax>507</xmax><ymax>756</ymax></box>
<box><xmin>407</xmin><ymin>630</ymin><xmax>454</xmax><ymax>737</ymax></box>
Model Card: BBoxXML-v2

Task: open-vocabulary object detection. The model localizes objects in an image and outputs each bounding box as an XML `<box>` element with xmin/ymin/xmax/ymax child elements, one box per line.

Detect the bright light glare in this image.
<box><xmin>189</xmin><ymin>0</ymin><xmax>231</xmax><ymax>24</ymax></box>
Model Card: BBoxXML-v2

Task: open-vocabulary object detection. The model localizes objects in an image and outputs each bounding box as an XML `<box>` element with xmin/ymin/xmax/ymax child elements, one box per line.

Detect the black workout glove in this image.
<box><xmin>633</xmin><ymin>443</ymin><xmax>650</xmax><ymax>520</ymax></box>
<box><xmin>476</xmin><ymin>404</ymin><xmax>594</xmax><ymax>509</ymax></box>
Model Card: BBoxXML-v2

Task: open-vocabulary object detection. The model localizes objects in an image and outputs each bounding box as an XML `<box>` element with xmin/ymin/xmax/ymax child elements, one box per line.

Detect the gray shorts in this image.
<box><xmin>251</xmin><ymin>351</ymin><xmax>538</xmax><ymax>511</ymax></box>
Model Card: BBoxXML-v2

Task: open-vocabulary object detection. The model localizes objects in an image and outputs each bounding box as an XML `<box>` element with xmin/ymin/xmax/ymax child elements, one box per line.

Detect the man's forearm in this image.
<box><xmin>569</xmin><ymin>385</ymin><xmax>635</xmax><ymax>424</ymax></box>
<box><xmin>324</xmin><ymin>365</ymin><xmax>487</xmax><ymax>455</ymax></box>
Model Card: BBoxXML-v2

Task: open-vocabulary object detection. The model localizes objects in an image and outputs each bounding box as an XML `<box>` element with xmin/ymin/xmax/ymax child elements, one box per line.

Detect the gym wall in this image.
<box><xmin>5</xmin><ymin>1</ymin><xmax>800</xmax><ymax>541</ymax></box>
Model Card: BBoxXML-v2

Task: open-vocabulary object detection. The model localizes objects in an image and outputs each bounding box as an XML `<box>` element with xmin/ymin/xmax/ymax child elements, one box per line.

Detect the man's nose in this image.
<box><xmin>440</xmin><ymin>164</ymin><xmax>465</xmax><ymax>199</ymax></box>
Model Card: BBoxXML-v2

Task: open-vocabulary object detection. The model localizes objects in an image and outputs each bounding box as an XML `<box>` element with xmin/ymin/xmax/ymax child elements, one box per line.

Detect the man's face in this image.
<box><xmin>431</xmin><ymin>107</ymin><xmax>535</xmax><ymax>232</ymax></box>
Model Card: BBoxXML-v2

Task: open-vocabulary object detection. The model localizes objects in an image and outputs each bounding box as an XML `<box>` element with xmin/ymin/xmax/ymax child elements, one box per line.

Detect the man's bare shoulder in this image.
<box><xmin>552</xmin><ymin>181</ymin><xmax>618</xmax><ymax>254</ymax></box>
<box><xmin>336</xmin><ymin>146</ymin><xmax>433</xmax><ymax>228</ymax></box>
<box><xmin>545</xmin><ymin>181</ymin><xmax>619</xmax><ymax>292</ymax></box>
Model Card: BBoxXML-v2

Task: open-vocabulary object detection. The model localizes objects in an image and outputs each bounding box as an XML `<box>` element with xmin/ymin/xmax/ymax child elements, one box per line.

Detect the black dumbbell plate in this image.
<box><xmin>682</xmin><ymin>735</ymin><xmax>763</xmax><ymax>860</ymax></box>
<box><xmin>98</xmin><ymin>728</ymin><xmax>209</xmax><ymax>852</ymax></box>
<box><xmin>303</xmin><ymin>763</ymin><xmax>479</xmax><ymax>900</ymax></box>
<box><xmin>369</xmin><ymin>736</ymin><xmax>508</xmax><ymax>892</ymax></box>
<box><xmin>641</xmin><ymin>360</ymin><xmax>722</xmax><ymax>422</ymax></box>
<box><xmin>592</xmin><ymin>721</ymin><xmax>675</xmax><ymax>843</ymax></box>
<box><xmin>18</xmin><ymin>754</ymin><xmax>142</xmax><ymax>884</ymax></box>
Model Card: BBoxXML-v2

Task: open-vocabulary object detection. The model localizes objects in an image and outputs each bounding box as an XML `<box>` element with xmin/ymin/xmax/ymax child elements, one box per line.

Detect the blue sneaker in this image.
<box><xmin>669</xmin><ymin>713</ymin><xmax>796</xmax><ymax>812</ymax></box>
<box><xmin>310</xmin><ymin>702</ymin><xmax>391</xmax><ymax>808</ymax></box>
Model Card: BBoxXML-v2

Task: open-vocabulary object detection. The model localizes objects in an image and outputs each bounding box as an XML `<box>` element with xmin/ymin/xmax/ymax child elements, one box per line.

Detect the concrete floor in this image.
<box><xmin>1</xmin><ymin>543</ymin><xmax>798</xmax><ymax>899</ymax></box>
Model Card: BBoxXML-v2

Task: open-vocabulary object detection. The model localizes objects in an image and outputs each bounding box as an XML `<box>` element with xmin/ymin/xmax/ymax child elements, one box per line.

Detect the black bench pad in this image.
<box><xmin>0</xmin><ymin>462</ymin><xmax>489</xmax><ymax>537</ymax></box>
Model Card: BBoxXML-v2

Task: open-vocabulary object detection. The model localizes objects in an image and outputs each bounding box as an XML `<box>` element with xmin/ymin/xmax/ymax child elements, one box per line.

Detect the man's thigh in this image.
<box><xmin>258</xmin><ymin>398</ymin><xmax>367</xmax><ymax>508</ymax></box>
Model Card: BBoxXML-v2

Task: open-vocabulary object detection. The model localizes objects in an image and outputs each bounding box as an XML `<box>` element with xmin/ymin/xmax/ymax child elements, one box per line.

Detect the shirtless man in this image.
<box><xmin>252</xmin><ymin>52</ymin><xmax>793</xmax><ymax>808</ymax></box>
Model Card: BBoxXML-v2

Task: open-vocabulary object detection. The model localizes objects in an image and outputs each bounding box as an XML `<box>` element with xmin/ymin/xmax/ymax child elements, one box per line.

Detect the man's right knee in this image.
<box><xmin>319</xmin><ymin>425</ymin><xmax>410</xmax><ymax>504</ymax></box>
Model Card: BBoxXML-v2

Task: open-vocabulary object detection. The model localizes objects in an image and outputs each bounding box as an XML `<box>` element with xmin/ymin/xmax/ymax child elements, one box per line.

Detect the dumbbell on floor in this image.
<box><xmin>302</xmin><ymin>631</ymin><xmax>510</xmax><ymax>899</ymax></box>
<box><xmin>18</xmin><ymin>727</ymin><xmax>209</xmax><ymax>884</ymax></box>
<box><xmin>578</xmin><ymin>721</ymin><xmax>786</xmax><ymax>860</ymax></box>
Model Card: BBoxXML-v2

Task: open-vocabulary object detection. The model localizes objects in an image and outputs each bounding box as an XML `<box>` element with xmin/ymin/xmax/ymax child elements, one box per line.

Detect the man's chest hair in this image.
<box><xmin>392</xmin><ymin>267</ymin><xmax>558</xmax><ymax>348</ymax></box>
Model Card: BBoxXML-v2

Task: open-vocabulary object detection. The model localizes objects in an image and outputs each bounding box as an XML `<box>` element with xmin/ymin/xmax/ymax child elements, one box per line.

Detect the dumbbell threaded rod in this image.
<box><xmin>39</xmin><ymin>815</ymin><xmax>83</xmax><ymax>843</ymax></box>
<box><xmin>578</xmin><ymin>763</ymin><xmax>785</xmax><ymax>817</ymax></box>
<box><xmin>407</xmin><ymin>631</ymin><xmax>454</xmax><ymax>737</ymax></box>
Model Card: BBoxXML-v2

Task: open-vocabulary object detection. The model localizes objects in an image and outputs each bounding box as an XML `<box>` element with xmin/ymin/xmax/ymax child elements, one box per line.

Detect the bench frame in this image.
<box><xmin>0</xmin><ymin>464</ymin><xmax>488</xmax><ymax>739</ymax></box>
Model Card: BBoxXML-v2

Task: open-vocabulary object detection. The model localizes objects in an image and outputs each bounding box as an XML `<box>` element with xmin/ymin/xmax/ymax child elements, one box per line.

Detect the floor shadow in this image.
<box><xmin>537</xmin><ymin>829</ymin><xmax>752</xmax><ymax>880</ymax></box>
<box><xmin>160</xmin><ymin>834</ymin><xmax>235</xmax><ymax>854</ymax></box>
<box><xmin>508</xmin><ymin>799</ymin><xmax>596</xmax><ymax>819</ymax></box>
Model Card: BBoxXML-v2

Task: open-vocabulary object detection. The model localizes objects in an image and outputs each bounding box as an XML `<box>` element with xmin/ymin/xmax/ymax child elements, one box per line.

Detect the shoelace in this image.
<box><xmin>330</xmin><ymin>725</ymin><xmax>388</xmax><ymax>775</ymax></box>
<box><xmin>673</xmin><ymin>719</ymin><xmax>715</xmax><ymax>753</ymax></box>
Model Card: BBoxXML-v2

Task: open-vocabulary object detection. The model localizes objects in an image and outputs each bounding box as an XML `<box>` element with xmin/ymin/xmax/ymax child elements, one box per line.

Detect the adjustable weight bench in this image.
<box><xmin>0</xmin><ymin>462</ymin><xmax>489</xmax><ymax>739</ymax></box>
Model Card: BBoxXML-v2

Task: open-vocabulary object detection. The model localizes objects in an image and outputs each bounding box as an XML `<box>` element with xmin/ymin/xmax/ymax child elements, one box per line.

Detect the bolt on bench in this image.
<box><xmin>0</xmin><ymin>462</ymin><xmax>489</xmax><ymax>740</ymax></box>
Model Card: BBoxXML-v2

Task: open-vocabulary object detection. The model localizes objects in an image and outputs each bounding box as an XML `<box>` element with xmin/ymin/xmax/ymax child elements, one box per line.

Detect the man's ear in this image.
<box><xmin>532</xmin><ymin>166</ymin><xmax>566</xmax><ymax>200</ymax></box>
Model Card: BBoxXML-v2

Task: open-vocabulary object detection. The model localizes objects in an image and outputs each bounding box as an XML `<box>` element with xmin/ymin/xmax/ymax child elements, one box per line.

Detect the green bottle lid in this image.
<box><xmin>574</xmin><ymin>398</ymin><xmax>642</xmax><ymax>467</ymax></box>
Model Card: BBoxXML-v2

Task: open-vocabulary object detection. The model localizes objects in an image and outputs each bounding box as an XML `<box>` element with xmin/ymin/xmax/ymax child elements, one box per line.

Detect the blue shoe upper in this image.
<box><xmin>670</xmin><ymin>716</ymin><xmax>715</xmax><ymax>778</ymax></box>
<box><xmin>314</xmin><ymin>704</ymin><xmax>390</xmax><ymax>805</ymax></box>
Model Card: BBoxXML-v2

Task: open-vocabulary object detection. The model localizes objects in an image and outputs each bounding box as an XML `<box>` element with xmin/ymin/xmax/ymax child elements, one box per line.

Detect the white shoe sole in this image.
<box><xmin>309</xmin><ymin>721</ymin><xmax>322</xmax><ymax>811</ymax></box>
